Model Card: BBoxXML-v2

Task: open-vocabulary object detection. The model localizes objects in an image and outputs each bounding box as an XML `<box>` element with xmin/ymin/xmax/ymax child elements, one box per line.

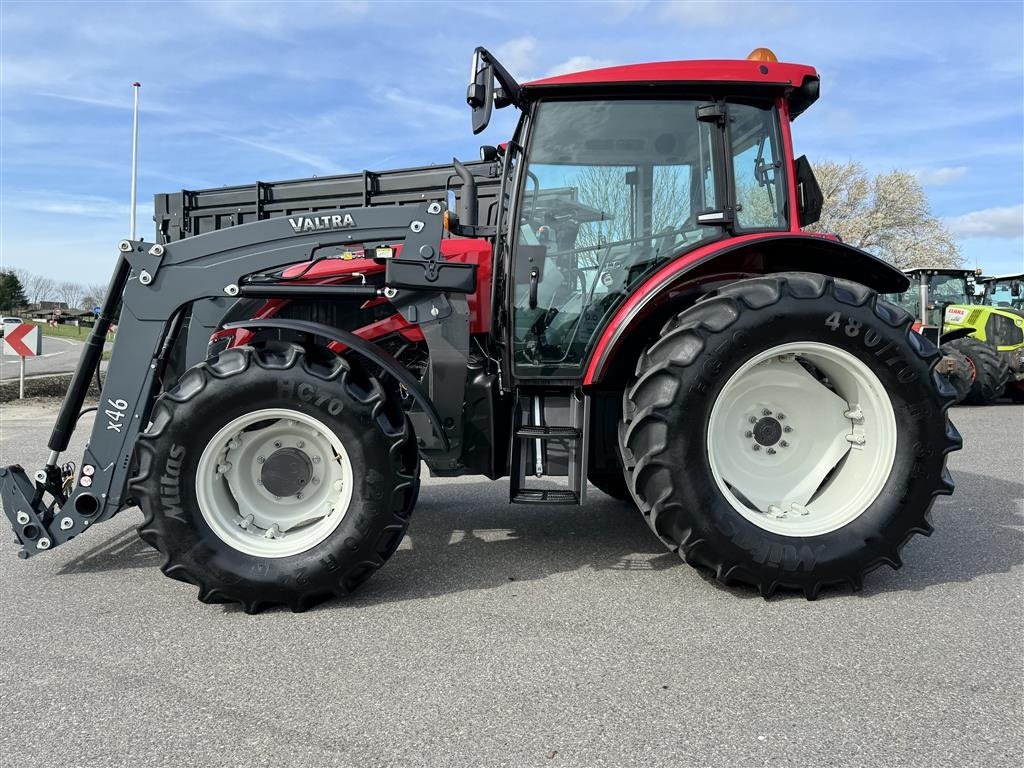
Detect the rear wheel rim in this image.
<box><xmin>196</xmin><ymin>408</ymin><xmax>354</xmax><ymax>557</ymax></box>
<box><xmin>707</xmin><ymin>341</ymin><xmax>897</xmax><ymax>537</ymax></box>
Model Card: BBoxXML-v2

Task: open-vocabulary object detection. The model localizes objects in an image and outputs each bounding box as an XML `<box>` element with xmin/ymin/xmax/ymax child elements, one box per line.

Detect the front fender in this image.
<box><xmin>584</xmin><ymin>232</ymin><xmax>908</xmax><ymax>385</ymax></box>
<box><xmin>222</xmin><ymin>318</ymin><xmax>448</xmax><ymax>451</ymax></box>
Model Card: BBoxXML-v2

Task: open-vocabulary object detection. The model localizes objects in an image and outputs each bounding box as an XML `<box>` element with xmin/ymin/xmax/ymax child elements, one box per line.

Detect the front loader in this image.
<box><xmin>1</xmin><ymin>47</ymin><xmax>960</xmax><ymax>610</ymax></box>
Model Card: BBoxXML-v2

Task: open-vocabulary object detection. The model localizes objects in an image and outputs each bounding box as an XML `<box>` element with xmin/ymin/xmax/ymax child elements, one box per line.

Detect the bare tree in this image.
<box><xmin>11</xmin><ymin>268</ymin><xmax>56</xmax><ymax>304</ymax></box>
<box><xmin>569</xmin><ymin>165</ymin><xmax>691</xmax><ymax>255</ymax></box>
<box><xmin>55</xmin><ymin>281</ymin><xmax>85</xmax><ymax>309</ymax></box>
<box><xmin>81</xmin><ymin>282</ymin><xmax>109</xmax><ymax>310</ymax></box>
<box><xmin>805</xmin><ymin>161</ymin><xmax>961</xmax><ymax>269</ymax></box>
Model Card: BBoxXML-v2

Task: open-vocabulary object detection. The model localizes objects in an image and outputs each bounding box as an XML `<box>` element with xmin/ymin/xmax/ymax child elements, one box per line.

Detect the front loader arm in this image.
<box><xmin>1</xmin><ymin>201</ymin><xmax>470</xmax><ymax>558</ymax></box>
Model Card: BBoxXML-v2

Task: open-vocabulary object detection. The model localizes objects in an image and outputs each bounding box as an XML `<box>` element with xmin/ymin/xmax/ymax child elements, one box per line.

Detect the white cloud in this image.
<box><xmin>913</xmin><ymin>166</ymin><xmax>969</xmax><ymax>186</ymax></box>
<box><xmin>211</xmin><ymin>133</ymin><xmax>338</xmax><ymax>174</ymax></box>
<box><xmin>4</xmin><ymin>191</ymin><xmax>127</xmax><ymax>219</ymax></box>
<box><xmin>945</xmin><ymin>204</ymin><xmax>1024</xmax><ymax>238</ymax></box>
<box><xmin>545</xmin><ymin>56</ymin><xmax>619</xmax><ymax>78</ymax></box>
<box><xmin>194</xmin><ymin>0</ymin><xmax>370</xmax><ymax>38</ymax></box>
<box><xmin>496</xmin><ymin>36</ymin><xmax>540</xmax><ymax>80</ymax></box>
<box><xmin>658</xmin><ymin>0</ymin><xmax>793</xmax><ymax>25</ymax></box>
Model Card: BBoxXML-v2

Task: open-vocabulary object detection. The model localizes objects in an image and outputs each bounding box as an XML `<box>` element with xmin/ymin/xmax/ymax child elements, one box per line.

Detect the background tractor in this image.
<box><xmin>1</xmin><ymin>47</ymin><xmax>960</xmax><ymax>611</ymax></box>
<box><xmin>884</xmin><ymin>268</ymin><xmax>1019</xmax><ymax>403</ymax></box>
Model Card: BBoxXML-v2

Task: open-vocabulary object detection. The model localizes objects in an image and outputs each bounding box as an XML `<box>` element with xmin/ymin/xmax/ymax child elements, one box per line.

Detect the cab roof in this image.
<box><xmin>903</xmin><ymin>268</ymin><xmax>977</xmax><ymax>276</ymax></box>
<box><xmin>523</xmin><ymin>59</ymin><xmax>820</xmax><ymax>117</ymax></box>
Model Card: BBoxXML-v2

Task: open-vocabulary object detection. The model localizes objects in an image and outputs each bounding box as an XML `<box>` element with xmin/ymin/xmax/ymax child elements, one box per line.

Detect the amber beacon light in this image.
<box><xmin>747</xmin><ymin>47</ymin><xmax>779</xmax><ymax>62</ymax></box>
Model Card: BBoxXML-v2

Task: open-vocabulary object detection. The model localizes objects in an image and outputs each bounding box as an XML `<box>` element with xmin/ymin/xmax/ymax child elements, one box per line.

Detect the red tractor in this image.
<box><xmin>0</xmin><ymin>47</ymin><xmax>960</xmax><ymax>610</ymax></box>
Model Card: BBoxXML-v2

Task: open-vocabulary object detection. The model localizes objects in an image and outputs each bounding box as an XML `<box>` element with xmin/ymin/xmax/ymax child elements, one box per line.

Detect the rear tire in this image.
<box><xmin>946</xmin><ymin>337</ymin><xmax>1009</xmax><ymax>404</ymax></box>
<box><xmin>130</xmin><ymin>344</ymin><xmax>419</xmax><ymax>613</ymax></box>
<box><xmin>619</xmin><ymin>273</ymin><xmax>960</xmax><ymax>598</ymax></box>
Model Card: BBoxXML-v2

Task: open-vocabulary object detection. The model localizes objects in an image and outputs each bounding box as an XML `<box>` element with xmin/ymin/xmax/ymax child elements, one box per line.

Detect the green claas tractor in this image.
<box><xmin>884</xmin><ymin>268</ymin><xmax>1017</xmax><ymax>404</ymax></box>
<box><xmin>972</xmin><ymin>273</ymin><xmax>1024</xmax><ymax>401</ymax></box>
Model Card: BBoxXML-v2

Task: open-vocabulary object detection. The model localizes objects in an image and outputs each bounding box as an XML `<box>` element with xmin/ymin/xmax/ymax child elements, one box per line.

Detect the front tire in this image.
<box><xmin>130</xmin><ymin>344</ymin><xmax>419</xmax><ymax>613</ymax></box>
<box><xmin>620</xmin><ymin>273</ymin><xmax>960</xmax><ymax>598</ymax></box>
<box><xmin>945</xmin><ymin>337</ymin><xmax>1010</xmax><ymax>404</ymax></box>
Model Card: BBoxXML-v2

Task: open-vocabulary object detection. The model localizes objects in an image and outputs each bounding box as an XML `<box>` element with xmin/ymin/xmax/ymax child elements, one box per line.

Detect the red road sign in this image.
<box><xmin>1</xmin><ymin>323</ymin><xmax>41</xmax><ymax>357</ymax></box>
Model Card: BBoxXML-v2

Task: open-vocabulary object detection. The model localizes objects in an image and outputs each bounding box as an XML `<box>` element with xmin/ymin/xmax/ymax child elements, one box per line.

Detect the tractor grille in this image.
<box><xmin>986</xmin><ymin>312</ymin><xmax>1024</xmax><ymax>348</ymax></box>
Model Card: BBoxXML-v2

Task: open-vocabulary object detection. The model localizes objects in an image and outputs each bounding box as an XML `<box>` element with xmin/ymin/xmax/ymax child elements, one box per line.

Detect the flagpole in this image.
<box><xmin>129</xmin><ymin>82</ymin><xmax>141</xmax><ymax>240</ymax></box>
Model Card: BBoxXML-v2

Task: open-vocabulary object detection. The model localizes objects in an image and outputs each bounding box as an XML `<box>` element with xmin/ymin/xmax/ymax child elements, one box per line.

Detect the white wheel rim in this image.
<box><xmin>196</xmin><ymin>408</ymin><xmax>354</xmax><ymax>558</ymax></box>
<box><xmin>707</xmin><ymin>342</ymin><xmax>897</xmax><ymax>537</ymax></box>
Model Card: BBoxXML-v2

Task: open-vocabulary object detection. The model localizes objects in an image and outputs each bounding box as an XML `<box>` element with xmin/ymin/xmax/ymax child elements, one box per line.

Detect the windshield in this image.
<box><xmin>930</xmin><ymin>274</ymin><xmax>969</xmax><ymax>306</ymax></box>
<box><xmin>985</xmin><ymin>279</ymin><xmax>1023</xmax><ymax>309</ymax></box>
<box><xmin>510</xmin><ymin>98</ymin><xmax>785</xmax><ymax>375</ymax></box>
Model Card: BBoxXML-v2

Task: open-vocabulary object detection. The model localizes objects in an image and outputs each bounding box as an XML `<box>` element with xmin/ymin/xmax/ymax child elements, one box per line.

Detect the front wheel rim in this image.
<box><xmin>196</xmin><ymin>408</ymin><xmax>354</xmax><ymax>558</ymax></box>
<box><xmin>707</xmin><ymin>341</ymin><xmax>897</xmax><ymax>537</ymax></box>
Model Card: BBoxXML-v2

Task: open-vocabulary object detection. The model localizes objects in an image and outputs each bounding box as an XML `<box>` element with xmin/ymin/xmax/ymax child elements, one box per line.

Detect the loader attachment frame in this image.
<box><xmin>0</xmin><ymin>201</ymin><xmax>472</xmax><ymax>558</ymax></box>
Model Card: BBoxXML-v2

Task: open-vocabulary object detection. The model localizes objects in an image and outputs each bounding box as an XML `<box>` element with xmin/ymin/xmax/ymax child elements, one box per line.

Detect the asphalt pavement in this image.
<box><xmin>0</xmin><ymin>401</ymin><xmax>1021</xmax><ymax>768</ymax></box>
<box><xmin>0</xmin><ymin>332</ymin><xmax>86</xmax><ymax>381</ymax></box>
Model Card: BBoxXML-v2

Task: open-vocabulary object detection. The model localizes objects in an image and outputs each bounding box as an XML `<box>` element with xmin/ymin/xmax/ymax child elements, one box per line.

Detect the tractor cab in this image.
<box><xmin>467</xmin><ymin>46</ymin><xmax>824</xmax><ymax>381</ymax></box>
<box><xmin>980</xmin><ymin>273</ymin><xmax>1024</xmax><ymax>310</ymax></box>
<box><xmin>884</xmin><ymin>267</ymin><xmax>979</xmax><ymax>344</ymax></box>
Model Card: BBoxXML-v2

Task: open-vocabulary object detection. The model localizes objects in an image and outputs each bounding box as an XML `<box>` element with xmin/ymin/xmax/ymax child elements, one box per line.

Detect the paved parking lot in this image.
<box><xmin>1</xmin><ymin>400</ymin><xmax>1021</xmax><ymax>767</ymax></box>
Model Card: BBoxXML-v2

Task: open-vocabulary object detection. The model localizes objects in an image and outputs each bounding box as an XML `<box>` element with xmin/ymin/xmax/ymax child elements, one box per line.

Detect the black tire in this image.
<box><xmin>130</xmin><ymin>344</ymin><xmax>419</xmax><ymax>613</ymax></box>
<box><xmin>937</xmin><ymin>345</ymin><xmax>975</xmax><ymax>403</ymax></box>
<box><xmin>588</xmin><ymin>470</ymin><xmax>633</xmax><ymax>502</ymax></box>
<box><xmin>619</xmin><ymin>272</ymin><xmax>961</xmax><ymax>599</ymax></box>
<box><xmin>945</xmin><ymin>337</ymin><xmax>1010</xmax><ymax>405</ymax></box>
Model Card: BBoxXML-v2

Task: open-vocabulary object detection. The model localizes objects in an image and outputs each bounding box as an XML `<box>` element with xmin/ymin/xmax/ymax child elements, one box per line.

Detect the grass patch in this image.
<box><xmin>34</xmin><ymin>322</ymin><xmax>93</xmax><ymax>340</ymax></box>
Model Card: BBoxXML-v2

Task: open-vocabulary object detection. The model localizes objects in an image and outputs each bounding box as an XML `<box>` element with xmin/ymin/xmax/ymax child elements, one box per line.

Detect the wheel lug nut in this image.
<box><xmin>744</xmin><ymin>431</ymin><xmax>753</xmax><ymax>438</ymax></box>
<box><xmin>783</xmin><ymin>426</ymin><xmax>792</xmax><ymax>433</ymax></box>
<box><xmin>777</xmin><ymin>413</ymin><xmax>785</xmax><ymax>420</ymax></box>
<box><xmin>767</xmin><ymin>448</ymin><xmax>776</xmax><ymax>455</ymax></box>
<box><xmin>749</xmin><ymin>416</ymin><xmax>758</xmax><ymax>424</ymax></box>
<box><xmin>296</xmin><ymin>492</ymin><xmax>303</xmax><ymax>499</ymax></box>
<box><xmin>780</xmin><ymin>441</ymin><xmax>788</xmax><ymax>448</ymax></box>
<box><xmin>312</xmin><ymin>477</ymin><xmax>320</xmax><ymax>484</ymax></box>
<box><xmin>274</xmin><ymin>441</ymin><xmax>282</xmax><ymax>448</ymax></box>
<box><xmin>257</xmin><ymin>456</ymin><xmax>265</xmax><ymax>464</ymax></box>
<box><xmin>312</xmin><ymin>456</ymin><xmax>321</xmax><ymax>464</ymax></box>
<box><xmin>753</xmin><ymin>445</ymin><xmax>761</xmax><ymax>451</ymax></box>
<box><xmin>297</xmin><ymin>440</ymin><xmax>305</xmax><ymax>449</ymax></box>
<box><xmin>762</xmin><ymin>409</ymin><xmax>772</xmax><ymax>416</ymax></box>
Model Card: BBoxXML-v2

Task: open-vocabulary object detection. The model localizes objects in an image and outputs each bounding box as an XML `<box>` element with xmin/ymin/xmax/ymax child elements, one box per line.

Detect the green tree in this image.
<box><xmin>0</xmin><ymin>271</ymin><xmax>28</xmax><ymax>313</ymax></box>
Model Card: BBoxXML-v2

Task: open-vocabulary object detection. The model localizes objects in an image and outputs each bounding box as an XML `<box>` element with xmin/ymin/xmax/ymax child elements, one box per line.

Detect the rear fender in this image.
<box><xmin>584</xmin><ymin>233</ymin><xmax>909</xmax><ymax>386</ymax></box>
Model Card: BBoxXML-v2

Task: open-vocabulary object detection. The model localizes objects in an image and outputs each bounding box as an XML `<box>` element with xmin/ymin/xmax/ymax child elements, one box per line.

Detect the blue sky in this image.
<box><xmin>1</xmin><ymin>0</ymin><xmax>1022</xmax><ymax>279</ymax></box>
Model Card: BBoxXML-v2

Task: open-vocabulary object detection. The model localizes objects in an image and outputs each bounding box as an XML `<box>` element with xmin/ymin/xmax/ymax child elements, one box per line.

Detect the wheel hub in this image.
<box><xmin>195</xmin><ymin>408</ymin><xmax>354</xmax><ymax>558</ymax></box>
<box><xmin>752</xmin><ymin>416</ymin><xmax>783</xmax><ymax>447</ymax></box>
<box><xmin>707</xmin><ymin>343</ymin><xmax>897</xmax><ymax>537</ymax></box>
<box><xmin>260</xmin><ymin>447</ymin><xmax>312</xmax><ymax>498</ymax></box>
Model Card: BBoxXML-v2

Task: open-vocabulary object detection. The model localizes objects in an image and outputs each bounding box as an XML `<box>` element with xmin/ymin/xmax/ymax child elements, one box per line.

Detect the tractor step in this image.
<box><xmin>510</xmin><ymin>489</ymin><xmax>580</xmax><ymax>505</ymax></box>
<box><xmin>509</xmin><ymin>389</ymin><xmax>589</xmax><ymax>506</ymax></box>
<box><xmin>514</xmin><ymin>425</ymin><xmax>580</xmax><ymax>439</ymax></box>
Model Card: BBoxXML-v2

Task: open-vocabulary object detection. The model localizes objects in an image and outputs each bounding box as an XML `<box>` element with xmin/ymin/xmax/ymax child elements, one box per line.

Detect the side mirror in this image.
<box><xmin>479</xmin><ymin>145</ymin><xmax>498</xmax><ymax>162</ymax></box>
<box><xmin>1012</xmin><ymin>280</ymin><xmax>1022</xmax><ymax>297</ymax></box>
<box><xmin>794</xmin><ymin>155</ymin><xmax>823</xmax><ymax>227</ymax></box>
<box><xmin>467</xmin><ymin>55</ymin><xmax>494</xmax><ymax>135</ymax></box>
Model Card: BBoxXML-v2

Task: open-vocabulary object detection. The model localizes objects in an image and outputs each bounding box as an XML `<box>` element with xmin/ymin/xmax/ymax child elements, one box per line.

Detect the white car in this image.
<box><xmin>0</xmin><ymin>316</ymin><xmax>23</xmax><ymax>336</ymax></box>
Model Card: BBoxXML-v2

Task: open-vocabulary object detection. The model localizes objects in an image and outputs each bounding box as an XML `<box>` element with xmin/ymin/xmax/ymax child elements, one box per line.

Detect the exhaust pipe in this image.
<box><xmin>452</xmin><ymin>157</ymin><xmax>478</xmax><ymax>227</ymax></box>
